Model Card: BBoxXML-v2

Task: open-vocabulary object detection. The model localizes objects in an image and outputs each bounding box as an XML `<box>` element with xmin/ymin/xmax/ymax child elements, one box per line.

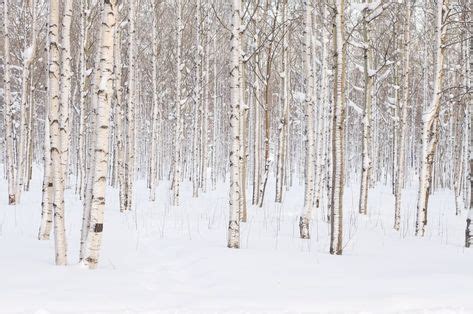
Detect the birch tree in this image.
<box><xmin>394</xmin><ymin>0</ymin><xmax>411</xmax><ymax>230</ymax></box>
<box><xmin>228</xmin><ymin>0</ymin><xmax>242</xmax><ymax>249</ymax></box>
<box><xmin>415</xmin><ymin>0</ymin><xmax>449</xmax><ymax>237</ymax></box>
<box><xmin>83</xmin><ymin>0</ymin><xmax>117</xmax><ymax>269</ymax></box>
<box><xmin>330</xmin><ymin>0</ymin><xmax>346</xmax><ymax>255</ymax></box>
<box><xmin>299</xmin><ymin>0</ymin><xmax>315</xmax><ymax>239</ymax></box>
<box><xmin>3</xmin><ymin>0</ymin><xmax>17</xmax><ymax>205</ymax></box>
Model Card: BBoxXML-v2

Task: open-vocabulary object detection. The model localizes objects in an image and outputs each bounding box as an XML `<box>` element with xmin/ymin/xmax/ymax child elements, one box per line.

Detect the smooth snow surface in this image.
<box><xmin>1</xmin><ymin>172</ymin><xmax>472</xmax><ymax>314</ymax></box>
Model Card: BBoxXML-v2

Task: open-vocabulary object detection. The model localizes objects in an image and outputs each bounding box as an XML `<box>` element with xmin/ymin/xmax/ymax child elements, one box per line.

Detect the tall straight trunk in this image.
<box><xmin>149</xmin><ymin>1</ymin><xmax>160</xmax><ymax>201</ymax></box>
<box><xmin>299</xmin><ymin>0</ymin><xmax>315</xmax><ymax>239</ymax></box>
<box><xmin>359</xmin><ymin>0</ymin><xmax>373</xmax><ymax>215</ymax></box>
<box><xmin>172</xmin><ymin>0</ymin><xmax>183</xmax><ymax>206</ymax></box>
<box><xmin>60</xmin><ymin>0</ymin><xmax>73</xmax><ymax>188</ymax></box>
<box><xmin>192</xmin><ymin>0</ymin><xmax>202</xmax><ymax>198</ymax></box>
<box><xmin>18</xmin><ymin>0</ymin><xmax>37</xmax><ymax>201</ymax></box>
<box><xmin>330</xmin><ymin>0</ymin><xmax>346</xmax><ymax>255</ymax></box>
<box><xmin>77</xmin><ymin>0</ymin><xmax>89</xmax><ymax>199</ymax></box>
<box><xmin>465</xmin><ymin>34</ymin><xmax>472</xmax><ymax>248</ymax></box>
<box><xmin>201</xmin><ymin>30</ymin><xmax>210</xmax><ymax>193</ymax></box>
<box><xmin>124</xmin><ymin>0</ymin><xmax>136</xmax><ymax>212</ymax></box>
<box><xmin>275</xmin><ymin>0</ymin><xmax>289</xmax><ymax>204</ymax></box>
<box><xmin>48</xmin><ymin>0</ymin><xmax>67</xmax><ymax>265</ymax></box>
<box><xmin>394</xmin><ymin>1</ymin><xmax>411</xmax><ymax>230</ymax></box>
<box><xmin>3</xmin><ymin>0</ymin><xmax>16</xmax><ymax>205</ymax></box>
<box><xmin>415</xmin><ymin>0</ymin><xmax>449</xmax><ymax>237</ymax></box>
<box><xmin>228</xmin><ymin>0</ymin><xmax>242</xmax><ymax>249</ymax></box>
<box><xmin>83</xmin><ymin>0</ymin><xmax>117</xmax><ymax>269</ymax></box>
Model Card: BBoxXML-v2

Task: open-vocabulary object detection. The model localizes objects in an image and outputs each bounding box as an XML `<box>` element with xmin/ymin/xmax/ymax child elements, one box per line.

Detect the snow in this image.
<box><xmin>0</xmin><ymin>170</ymin><xmax>472</xmax><ymax>314</ymax></box>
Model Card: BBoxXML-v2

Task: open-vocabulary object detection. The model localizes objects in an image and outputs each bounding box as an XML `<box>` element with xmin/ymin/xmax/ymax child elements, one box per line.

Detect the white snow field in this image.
<box><xmin>1</xmin><ymin>172</ymin><xmax>472</xmax><ymax>314</ymax></box>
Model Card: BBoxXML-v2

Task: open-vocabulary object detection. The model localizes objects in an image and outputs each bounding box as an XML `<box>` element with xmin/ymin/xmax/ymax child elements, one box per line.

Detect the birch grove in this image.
<box><xmin>0</xmin><ymin>0</ymin><xmax>471</xmax><ymax>272</ymax></box>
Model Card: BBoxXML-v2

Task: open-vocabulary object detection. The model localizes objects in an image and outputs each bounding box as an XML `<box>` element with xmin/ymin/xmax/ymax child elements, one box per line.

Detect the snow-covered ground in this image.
<box><xmin>1</xmin><ymin>172</ymin><xmax>472</xmax><ymax>314</ymax></box>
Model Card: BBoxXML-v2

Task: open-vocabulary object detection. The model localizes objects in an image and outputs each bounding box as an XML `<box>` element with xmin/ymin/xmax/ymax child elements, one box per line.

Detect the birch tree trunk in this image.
<box><xmin>172</xmin><ymin>0</ymin><xmax>183</xmax><ymax>206</ymax></box>
<box><xmin>83</xmin><ymin>0</ymin><xmax>117</xmax><ymax>269</ymax></box>
<box><xmin>359</xmin><ymin>0</ymin><xmax>373</xmax><ymax>215</ymax></box>
<box><xmin>18</xmin><ymin>0</ymin><xmax>37</xmax><ymax>201</ymax></box>
<box><xmin>415</xmin><ymin>0</ymin><xmax>449</xmax><ymax>237</ymax></box>
<box><xmin>394</xmin><ymin>0</ymin><xmax>411</xmax><ymax>230</ymax></box>
<box><xmin>299</xmin><ymin>0</ymin><xmax>315</xmax><ymax>239</ymax></box>
<box><xmin>60</xmin><ymin>0</ymin><xmax>73</xmax><ymax>188</ymax></box>
<box><xmin>3</xmin><ymin>0</ymin><xmax>17</xmax><ymax>205</ymax></box>
<box><xmin>77</xmin><ymin>0</ymin><xmax>89</xmax><ymax>199</ymax></box>
<box><xmin>465</xmin><ymin>34</ymin><xmax>472</xmax><ymax>248</ymax></box>
<box><xmin>149</xmin><ymin>1</ymin><xmax>160</xmax><ymax>202</ymax></box>
<box><xmin>48</xmin><ymin>0</ymin><xmax>67</xmax><ymax>265</ymax></box>
<box><xmin>124</xmin><ymin>0</ymin><xmax>136</xmax><ymax>212</ymax></box>
<box><xmin>228</xmin><ymin>0</ymin><xmax>242</xmax><ymax>249</ymax></box>
<box><xmin>330</xmin><ymin>0</ymin><xmax>346</xmax><ymax>255</ymax></box>
<box><xmin>275</xmin><ymin>0</ymin><xmax>289</xmax><ymax>204</ymax></box>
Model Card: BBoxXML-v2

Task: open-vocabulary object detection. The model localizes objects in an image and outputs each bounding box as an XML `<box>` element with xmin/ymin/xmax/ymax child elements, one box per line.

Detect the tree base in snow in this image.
<box><xmin>227</xmin><ymin>220</ymin><xmax>240</xmax><ymax>248</ymax></box>
<box><xmin>8</xmin><ymin>194</ymin><xmax>16</xmax><ymax>205</ymax></box>
<box><xmin>299</xmin><ymin>216</ymin><xmax>310</xmax><ymax>239</ymax></box>
<box><xmin>466</xmin><ymin>218</ymin><xmax>472</xmax><ymax>248</ymax></box>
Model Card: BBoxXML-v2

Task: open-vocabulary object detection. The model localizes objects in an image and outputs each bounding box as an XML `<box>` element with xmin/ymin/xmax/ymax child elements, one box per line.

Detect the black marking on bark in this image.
<box><xmin>94</xmin><ymin>223</ymin><xmax>103</xmax><ymax>233</ymax></box>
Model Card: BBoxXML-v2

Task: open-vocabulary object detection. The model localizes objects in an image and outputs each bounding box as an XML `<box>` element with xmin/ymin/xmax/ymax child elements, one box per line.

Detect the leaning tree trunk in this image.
<box><xmin>415</xmin><ymin>0</ymin><xmax>449</xmax><ymax>237</ymax></box>
<box><xmin>228</xmin><ymin>0</ymin><xmax>242</xmax><ymax>249</ymax></box>
<box><xmin>83</xmin><ymin>0</ymin><xmax>117</xmax><ymax>269</ymax></box>
<box><xmin>299</xmin><ymin>0</ymin><xmax>315</xmax><ymax>239</ymax></box>
<box><xmin>330</xmin><ymin>0</ymin><xmax>346</xmax><ymax>255</ymax></box>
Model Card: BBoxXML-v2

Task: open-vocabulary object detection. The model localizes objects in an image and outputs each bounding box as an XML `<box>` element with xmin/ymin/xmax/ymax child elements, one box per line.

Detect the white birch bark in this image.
<box><xmin>275</xmin><ymin>0</ymin><xmax>289</xmax><ymax>204</ymax></box>
<box><xmin>18</xmin><ymin>0</ymin><xmax>37</xmax><ymax>201</ymax></box>
<box><xmin>60</xmin><ymin>0</ymin><xmax>73</xmax><ymax>188</ymax></box>
<box><xmin>415</xmin><ymin>0</ymin><xmax>449</xmax><ymax>237</ymax></box>
<box><xmin>83</xmin><ymin>0</ymin><xmax>117</xmax><ymax>269</ymax></box>
<box><xmin>330</xmin><ymin>0</ymin><xmax>346</xmax><ymax>255</ymax></box>
<box><xmin>149</xmin><ymin>1</ymin><xmax>160</xmax><ymax>202</ymax></box>
<box><xmin>228</xmin><ymin>0</ymin><xmax>242</xmax><ymax>248</ymax></box>
<box><xmin>3</xmin><ymin>0</ymin><xmax>16</xmax><ymax>205</ymax></box>
<box><xmin>465</xmin><ymin>29</ymin><xmax>472</xmax><ymax>247</ymax></box>
<box><xmin>394</xmin><ymin>0</ymin><xmax>411</xmax><ymax>230</ymax></box>
<box><xmin>299</xmin><ymin>0</ymin><xmax>315</xmax><ymax>239</ymax></box>
<box><xmin>172</xmin><ymin>0</ymin><xmax>183</xmax><ymax>206</ymax></box>
<box><xmin>48</xmin><ymin>0</ymin><xmax>67</xmax><ymax>265</ymax></box>
<box><xmin>359</xmin><ymin>0</ymin><xmax>373</xmax><ymax>215</ymax></box>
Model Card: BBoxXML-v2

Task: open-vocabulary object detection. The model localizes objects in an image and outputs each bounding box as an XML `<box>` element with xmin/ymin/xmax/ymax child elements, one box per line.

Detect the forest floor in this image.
<box><xmin>1</xmin><ymin>171</ymin><xmax>472</xmax><ymax>314</ymax></box>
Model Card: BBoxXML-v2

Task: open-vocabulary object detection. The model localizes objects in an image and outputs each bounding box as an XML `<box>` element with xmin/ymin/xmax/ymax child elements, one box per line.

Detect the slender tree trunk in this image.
<box><xmin>275</xmin><ymin>0</ymin><xmax>289</xmax><ymax>204</ymax></box>
<box><xmin>3</xmin><ymin>0</ymin><xmax>17</xmax><ymax>205</ymax></box>
<box><xmin>149</xmin><ymin>1</ymin><xmax>160</xmax><ymax>202</ymax></box>
<box><xmin>83</xmin><ymin>0</ymin><xmax>117</xmax><ymax>269</ymax></box>
<box><xmin>60</xmin><ymin>0</ymin><xmax>73</xmax><ymax>189</ymax></box>
<box><xmin>330</xmin><ymin>0</ymin><xmax>346</xmax><ymax>255</ymax></box>
<box><xmin>228</xmin><ymin>0</ymin><xmax>242</xmax><ymax>249</ymax></box>
<box><xmin>172</xmin><ymin>0</ymin><xmax>183</xmax><ymax>206</ymax></box>
<box><xmin>299</xmin><ymin>0</ymin><xmax>315</xmax><ymax>239</ymax></box>
<box><xmin>359</xmin><ymin>0</ymin><xmax>373</xmax><ymax>215</ymax></box>
<box><xmin>394</xmin><ymin>1</ymin><xmax>411</xmax><ymax>230</ymax></box>
<box><xmin>415</xmin><ymin>0</ymin><xmax>449</xmax><ymax>237</ymax></box>
<box><xmin>49</xmin><ymin>0</ymin><xmax>67</xmax><ymax>265</ymax></box>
